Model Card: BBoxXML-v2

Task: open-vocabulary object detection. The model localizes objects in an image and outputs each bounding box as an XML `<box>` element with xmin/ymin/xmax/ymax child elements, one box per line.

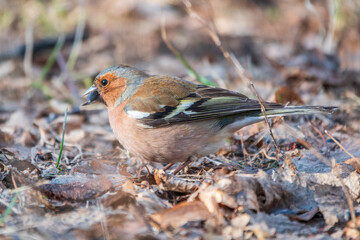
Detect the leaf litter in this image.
<box><xmin>0</xmin><ymin>0</ymin><xmax>360</xmax><ymax>239</ymax></box>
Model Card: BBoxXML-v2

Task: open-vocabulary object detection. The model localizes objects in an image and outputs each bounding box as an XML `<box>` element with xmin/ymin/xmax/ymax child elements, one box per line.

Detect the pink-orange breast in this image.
<box><xmin>107</xmin><ymin>103</ymin><xmax>230</xmax><ymax>163</ymax></box>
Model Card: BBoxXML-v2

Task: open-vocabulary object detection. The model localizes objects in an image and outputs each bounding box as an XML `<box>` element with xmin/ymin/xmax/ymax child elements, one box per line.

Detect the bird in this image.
<box><xmin>82</xmin><ymin>64</ymin><xmax>337</xmax><ymax>174</ymax></box>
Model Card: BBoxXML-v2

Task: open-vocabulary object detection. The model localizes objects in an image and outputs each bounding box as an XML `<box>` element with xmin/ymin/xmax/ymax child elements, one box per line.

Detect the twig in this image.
<box><xmin>310</xmin><ymin>123</ymin><xmax>328</xmax><ymax>153</ymax></box>
<box><xmin>324</xmin><ymin>130</ymin><xmax>355</xmax><ymax>158</ymax></box>
<box><xmin>182</xmin><ymin>0</ymin><xmax>281</xmax><ymax>155</ymax></box>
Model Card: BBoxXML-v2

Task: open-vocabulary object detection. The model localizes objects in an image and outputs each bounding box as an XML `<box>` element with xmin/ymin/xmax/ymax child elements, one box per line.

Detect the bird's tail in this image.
<box><xmin>225</xmin><ymin>105</ymin><xmax>338</xmax><ymax>131</ymax></box>
<box><xmin>260</xmin><ymin>105</ymin><xmax>338</xmax><ymax>119</ymax></box>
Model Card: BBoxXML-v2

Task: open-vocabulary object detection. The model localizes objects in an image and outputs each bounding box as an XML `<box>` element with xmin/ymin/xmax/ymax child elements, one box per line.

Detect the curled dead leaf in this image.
<box><xmin>189</xmin><ymin>170</ymin><xmax>290</xmax><ymax>219</ymax></box>
<box><xmin>71</xmin><ymin>159</ymin><xmax>119</xmax><ymax>175</ymax></box>
<box><xmin>154</xmin><ymin>169</ymin><xmax>201</xmax><ymax>193</ymax></box>
<box><xmin>39</xmin><ymin>175</ymin><xmax>113</xmax><ymax>201</ymax></box>
<box><xmin>0</xmin><ymin>130</ymin><xmax>14</xmax><ymax>147</ymax></box>
<box><xmin>50</xmin><ymin>114</ymin><xmax>85</xmax><ymax>134</ymax></box>
<box><xmin>286</xmin><ymin>207</ymin><xmax>320</xmax><ymax>222</ymax></box>
<box><xmin>19</xmin><ymin>130</ymin><xmax>39</xmax><ymax>147</ymax></box>
<box><xmin>101</xmin><ymin>190</ymin><xmax>135</xmax><ymax>209</ymax></box>
<box><xmin>344</xmin><ymin>215</ymin><xmax>360</xmax><ymax>239</ymax></box>
<box><xmin>150</xmin><ymin>201</ymin><xmax>210</xmax><ymax>229</ymax></box>
<box><xmin>344</xmin><ymin>158</ymin><xmax>360</xmax><ymax>174</ymax></box>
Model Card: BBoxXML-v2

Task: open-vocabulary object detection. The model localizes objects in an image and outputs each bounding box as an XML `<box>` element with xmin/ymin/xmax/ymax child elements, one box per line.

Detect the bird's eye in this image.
<box><xmin>101</xmin><ymin>79</ymin><xmax>108</xmax><ymax>87</ymax></box>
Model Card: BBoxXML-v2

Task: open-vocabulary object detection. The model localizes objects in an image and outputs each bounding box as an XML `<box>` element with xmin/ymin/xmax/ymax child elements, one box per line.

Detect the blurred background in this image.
<box><xmin>1</xmin><ymin>0</ymin><xmax>360</xmax><ymax>157</ymax></box>
<box><xmin>1</xmin><ymin>0</ymin><xmax>360</xmax><ymax>111</ymax></box>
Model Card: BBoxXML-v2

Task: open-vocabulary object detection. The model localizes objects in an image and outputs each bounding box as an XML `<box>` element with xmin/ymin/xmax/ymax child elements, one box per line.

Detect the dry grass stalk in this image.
<box><xmin>182</xmin><ymin>0</ymin><xmax>281</xmax><ymax>155</ymax></box>
<box><xmin>324</xmin><ymin>130</ymin><xmax>355</xmax><ymax>158</ymax></box>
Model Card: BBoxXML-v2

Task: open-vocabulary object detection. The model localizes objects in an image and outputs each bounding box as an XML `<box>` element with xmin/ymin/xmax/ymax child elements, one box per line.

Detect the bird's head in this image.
<box><xmin>82</xmin><ymin>64</ymin><xmax>148</xmax><ymax>108</ymax></box>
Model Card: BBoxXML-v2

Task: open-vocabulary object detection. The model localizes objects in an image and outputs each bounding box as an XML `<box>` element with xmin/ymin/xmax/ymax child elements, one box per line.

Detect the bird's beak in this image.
<box><xmin>82</xmin><ymin>84</ymin><xmax>97</xmax><ymax>97</ymax></box>
<box><xmin>82</xmin><ymin>85</ymin><xmax>102</xmax><ymax>106</ymax></box>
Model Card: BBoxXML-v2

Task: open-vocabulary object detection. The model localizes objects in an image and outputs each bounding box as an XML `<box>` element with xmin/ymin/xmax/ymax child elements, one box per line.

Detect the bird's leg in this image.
<box><xmin>172</xmin><ymin>158</ymin><xmax>193</xmax><ymax>175</ymax></box>
<box><xmin>144</xmin><ymin>164</ymin><xmax>151</xmax><ymax>177</ymax></box>
<box><xmin>137</xmin><ymin>164</ymin><xmax>151</xmax><ymax>179</ymax></box>
<box><xmin>137</xmin><ymin>166</ymin><xmax>143</xmax><ymax>179</ymax></box>
<box><xmin>162</xmin><ymin>163</ymin><xmax>175</xmax><ymax>171</ymax></box>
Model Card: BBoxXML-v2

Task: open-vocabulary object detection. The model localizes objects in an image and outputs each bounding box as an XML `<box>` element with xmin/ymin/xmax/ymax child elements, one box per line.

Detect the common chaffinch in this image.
<box><xmin>82</xmin><ymin>64</ymin><xmax>336</xmax><ymax>173</ymax></box>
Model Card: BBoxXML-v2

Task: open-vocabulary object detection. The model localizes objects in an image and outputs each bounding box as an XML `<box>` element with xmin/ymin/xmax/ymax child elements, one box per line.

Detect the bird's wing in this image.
<box><xmin>124</xmin><ymin>76</ymin><xmax>284</xmax><ymax>127</ymax></box>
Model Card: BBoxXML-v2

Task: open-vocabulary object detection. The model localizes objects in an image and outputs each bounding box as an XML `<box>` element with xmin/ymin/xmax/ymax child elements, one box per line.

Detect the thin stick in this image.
<box><xmin>324</xmin><ymin>130</ymin><xmax>355</xmax><ymax>158</ymax></box>
<box><xmin>182</xmin><ymin>0</ymin><xmax>280</xmax><ymax>154</ymax></box>
<box><xmin>310</xmin><ymin>123</ymin><xmax>329</xmax><ymax>156</ymax></box>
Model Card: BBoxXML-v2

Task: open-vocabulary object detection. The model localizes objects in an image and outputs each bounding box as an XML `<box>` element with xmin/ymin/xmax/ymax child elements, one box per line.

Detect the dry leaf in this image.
<box><xmin>154</xmin><ymin>169</ymin><xmax>201</xmax><ymax>193</ymax></box>
<box><xmin>344</xmin><ymin>158</ymin><xmax>360</xmax><ymax>174</ymax></box>
<box><xmin>101</xmin><ymin>190</ymin><xmax>135</xmax><ymax>209</ymax></box>
<box><xmin>151</xmin><ymin>201</ymin><xmax>210</xmax><ymax>229</ymax></box>
<box><xmin>246</xmin><ymin>221</ymin><xmax>276</xmax><ymax>240</ymax></box>
<box><xmin>190</xmin><ymin>170</ymin><xmax>290</xmax><ymax>215</ymax></box>
<box><xmin>39</xmin><ymin>175</ymin><xmax>113</xmax><ymax>201</ymax></box>
<box><xmin>0</xmin><ymin>130</ymin><xmax>14</xmax><ymax>147</ymax></box>
<box><xmin>275</xmin><ymin>86</ymin><xmax>304</xmax><ymax>104</ymax></box>
<box><xmin>344</xmin><ymin>216</ymin><xmax>360</xmax><ymax>240</ymax></box>
<box><xmin>287</xmin><ymin>207</ymin><xmax>319</xmax><ymax>222</ymax></box>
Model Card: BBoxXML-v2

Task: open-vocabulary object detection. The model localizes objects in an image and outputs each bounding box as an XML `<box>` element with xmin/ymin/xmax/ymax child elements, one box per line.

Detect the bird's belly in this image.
<box><xmin>110</xmin><ymin>113</ymin><xmax>228</xmax><ymax>163</ymax></box>
<box><xmin>116</xmin><ymin>125</ymin><xmax>207</xmax><ymax>163</ymax></box>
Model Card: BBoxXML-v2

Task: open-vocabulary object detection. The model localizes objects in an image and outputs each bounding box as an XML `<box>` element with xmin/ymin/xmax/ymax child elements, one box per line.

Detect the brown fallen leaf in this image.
<box><xmin>19</xmin><ymin>130</ymin><xmax>39</xmax><ymax>147</ymax></box>
<box><xmin>344</xmin><ymin>215</ymin><xmax>360</xmax><ymax>240</ymax></box>
<box><xmin>72</xmin><ymin>213</ymin><xmax>154</xmax><ymax>240</ymax></box>
<box><xmin>275</xmin><ymin>86</ymin><xmax>304</xmax><ymax>105</ymax></box>
<box><xmin>215</xmin><ymin>171</ymin><xmax>288</xmax><ymax>212</ymax></box>
<box><xmin>0</xmin><ymin>161</ymin><xmax>9</xmax><ymax>181</ymax></box>
<box><xmin>287</xmin><ymin>207</ymin><xmax>319</xmax><ymax>222</ymax></box>
<box><xmin>71</xmin><ymin>159</ymin><xmax>120</xmax><ymax>175</ymax></box>
<box><xmin>101</xmin><ymin>190</ymin><xmax>135</xmax><ymax>209</ymax></box>
<box><xmin>50</xmin><ymin>114</ymin><xmax>85</xmax><ymax>134</ymax></box>
<box><xmin>150</xmin><ymin>201</ymin><xmax>211</xmax><ymax>229</ymax></box>
<box><xmin>344</xmin><ymin>158</ymin><xmax>360</xmax><ymax>174</ymax></box>
<box><xmin>39</xmin><ymin>175</ymin><xmax>113</xmax><ymax>201</ymax></box>
<box><xmin>0</xmin><ymin>130</ymin><xmax>14</xmax><ymax>147</ymax></box>
<box><xmin>3</xmin><ymin>160</ymin><xmax>39</xmax><ymax>188</ymax></box>
<box><xmin>154</xmin><ymin>169</ymin><xmax>201</xmax><ymax>193</ymax></box>
<box><xmin>281</xmin><ymin>149</ymin><xmax>301</xmax><ymax>173</ymax></box>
